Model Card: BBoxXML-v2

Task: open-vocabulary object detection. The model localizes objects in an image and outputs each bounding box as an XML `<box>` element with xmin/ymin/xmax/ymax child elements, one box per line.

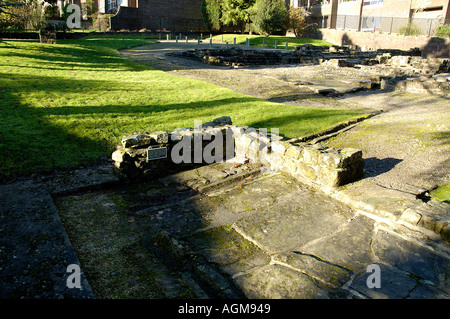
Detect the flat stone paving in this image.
<box><xmin>173</xmin><ymin>165</ymin><xmax>450</xmax><ymax>299</ymax></box>
<box><xmin>1</xmin><ymin>159</ymin><xmax>449</xmax><ymax>299</ymax></box>
<box><xmin>26</xmin><ymin>162</ymin><xmax>447</xmax><ymax>299</ymax></box>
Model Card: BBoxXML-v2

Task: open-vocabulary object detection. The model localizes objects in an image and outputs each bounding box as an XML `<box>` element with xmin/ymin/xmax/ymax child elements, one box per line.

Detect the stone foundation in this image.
<box><xmin>296</xmin><ymin>44</ymin><xmax>450</xmax><ymax>96</ymax></box>
<box><xmin>112</xmin><ymin>117</ymin><xmax>364</xmax><ymax>188</ymax></box>
<box><xmin>170</xmin><ymin>48</ymin><xmax>301</xmax><ymax>67</ymax></box>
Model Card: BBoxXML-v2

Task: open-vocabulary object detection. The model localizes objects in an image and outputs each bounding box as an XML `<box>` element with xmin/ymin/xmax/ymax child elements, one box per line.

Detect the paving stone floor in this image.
<box><xmin>7</xmin><ymin>162</ymin><xmax>444</xmax><ymax>299</ymax></box>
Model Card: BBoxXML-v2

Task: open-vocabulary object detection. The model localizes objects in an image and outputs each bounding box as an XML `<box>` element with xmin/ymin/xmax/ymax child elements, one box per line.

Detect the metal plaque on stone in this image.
<box><xmin>147</xmin><ymin>146</ymin><xmax>168</xmax><ymax>161</ymax></box>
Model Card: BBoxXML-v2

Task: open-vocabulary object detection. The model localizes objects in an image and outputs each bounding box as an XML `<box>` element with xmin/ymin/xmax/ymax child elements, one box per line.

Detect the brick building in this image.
<box><xmin>97</xmin><ymin>0</ymin><xmax>205</xmax><ymax>32</ymax></box>
<box><xmin>299</xmin><ymin>0</ymin><xmax>450</xmax><ymax>34</ymax></box>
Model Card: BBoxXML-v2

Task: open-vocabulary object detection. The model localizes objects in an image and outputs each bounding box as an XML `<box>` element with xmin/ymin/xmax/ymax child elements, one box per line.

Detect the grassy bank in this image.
<box><xmin>0</xmin><ymin>34</ymin><xmax>363</xmax><ymax>179</ymax></box>
<box><xmin>211</xmin><ymin>34</ymin><xmax>333</xmax><ymax>50</ymax></box>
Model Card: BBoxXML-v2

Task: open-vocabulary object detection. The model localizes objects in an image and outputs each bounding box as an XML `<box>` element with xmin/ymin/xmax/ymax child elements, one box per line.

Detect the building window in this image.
<box><xmin>107</xmin><ymin>0</ymin><xmax>116</xmax><ymax>11</ymax></box>
<box><xmin>363</xmin><ymin>0</ymin><xmax>383</xmax><ymax>6</ymax></box>
<box><xmin>361</xmin><ymin>16</ymin><xmax>381</xmax><ymax>30</ymax></box>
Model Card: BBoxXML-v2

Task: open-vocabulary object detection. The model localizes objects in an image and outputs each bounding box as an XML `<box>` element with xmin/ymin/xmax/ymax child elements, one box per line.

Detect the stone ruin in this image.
<box><xmin>171</xmin><ymin>44</ymin><xmax>449</xmax><ymax>96</ymax></box>
<box><xmin>112</xmin><ymin>116</ymin><xmax>364</xmax><ymax>190</ymax></box>
<box><xmin>170</xmin><ymin>47</ymin><xmax>300</xmax><ymax>67</ymax></box>
<box><xmin>296</xmin><ymin>44</ymin><xmax>450</xmax><ymax>96</ymax></box>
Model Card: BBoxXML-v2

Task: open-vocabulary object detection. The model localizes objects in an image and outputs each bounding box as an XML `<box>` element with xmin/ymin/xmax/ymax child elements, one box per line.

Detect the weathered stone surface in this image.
<box><xmin>234</xmin><ymin>264</ymin><xmax>331</xmax><ymax>299</ymax></box>
<box><xmin>121</xmin><ymin>132</ymin><xmax>155</xmax><ymax>148</ymax></box>
<box><xmin>406</xmin><ymin>284</ymin><xmax>450</xmax><ymax>299</ymax></box>
<box><xmin>149</xmin><ymin>131</ymin><xmax>169</xmax><ymax>144</ymax></box>
<box><xmin>273</xmin><ymin>252</ymin><xmax>352</xmax><ymax>288</ymax></box>
<box><xmin>114</xmin><ymin>119</ymin><xmax>365</xmax><ymax>187</ymax></box>
<box><xmin>299</xmin><ymin>215</ymin><xmax>375</xmax><ymax>273</ymax></box>
<box><xmin>334</xmin><ymin>179</ymin><xmax>417</xmax><ymax>219</ymax></box>
<box><xmin>372</xmin><ymin>229</ymin><xmax>449</xmax><ymax>288</ymax></box>
<box><xmin>186</xmin><ymin>226</ymin><xmax>270</xmax><ymax>276</ymax></box>
<box><xmin>350</xmin><ymin>264</ymin><xmax>417</xmax><ymax>299</ymax></box>
<box><xmin>39</xmin><ymin>26</ymin><xmax>56</xmax><ymax>44</ymax></box>
<box><xmin>232</xmin><ymin>184</ymin><xmax>352</xmax><ymax>254</ymax></box>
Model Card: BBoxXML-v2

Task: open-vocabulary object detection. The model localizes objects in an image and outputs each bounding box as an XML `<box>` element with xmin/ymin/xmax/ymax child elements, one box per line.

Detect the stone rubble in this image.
<box><xmin>295</xmin><ymin>44</ymin><xmax>450</xmax><ymax>96</ymax></box>
<box><xmin>171</xmin><ymin>44</ymin><xmax>449</xmax><ymax>96</ymax></box>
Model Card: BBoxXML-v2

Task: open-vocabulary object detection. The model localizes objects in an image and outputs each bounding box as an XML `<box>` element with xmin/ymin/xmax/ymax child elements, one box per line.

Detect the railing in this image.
<box><xmin>308</xmin><ymin>14</ymin><xmax>448</xmax><ymax>37</ymax></box>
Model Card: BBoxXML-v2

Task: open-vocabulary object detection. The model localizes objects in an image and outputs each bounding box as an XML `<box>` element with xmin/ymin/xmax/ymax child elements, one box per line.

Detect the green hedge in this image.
<box><xmin>435</xmin><ymin>24</ymin><xmax>450</xmax><ymax>38</ymax></box>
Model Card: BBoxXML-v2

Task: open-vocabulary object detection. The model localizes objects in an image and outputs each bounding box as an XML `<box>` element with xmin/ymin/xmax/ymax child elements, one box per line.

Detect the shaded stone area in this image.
<box><xmin>2</xmin><ymin>154</ymin><xmax>448</xmax><ymax>299</ymax></box>
<box><xmin>53</xmin><ymin>165</ymin><xmax>449</xmax><ymax>299</ymax></box>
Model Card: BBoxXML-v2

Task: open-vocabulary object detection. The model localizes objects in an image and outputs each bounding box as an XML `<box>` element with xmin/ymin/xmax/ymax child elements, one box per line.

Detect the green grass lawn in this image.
<box><xmin>211</xmin><ymin>34</ymin><xmax>333</xmax><ymax>50</ymax></box>
<box><xmin>0</xmin><ymin>34</ymin><xmax>364</xmax><ymax>179</ymax></box>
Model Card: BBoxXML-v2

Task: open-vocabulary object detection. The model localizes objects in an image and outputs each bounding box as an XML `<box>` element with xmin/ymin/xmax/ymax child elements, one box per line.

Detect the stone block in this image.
<box><xmin>285</xmin><ymin>145</ymin><xmax>302</xmax><ymax>160</ymax></box>
<box><xmin>400</xmin><ymin>208</ymin><xmax>422</xmax><ymax>226</ymax></box>
<box><xmin>301</xmin><ymin>147</ymin><xmax>319</xmax><ymax>165</ymax></box>
<box><xmin>149</xmin><ymin>131</ymin><xmax>169</xmax><ymax>144</ymax></box>
<box><xmin>111</xmin><ymin>148</ymin><xmax>131</xmax><ymax>163</ymax></box>
<box><xmin>318</xmin><ymin>152</ymin><xmax>343</xmax><ymax>169</ymax></box>
<box><xmin>296</xmin><ymin>162</ymin><xmax>317</xmax><ymax>182</ymax></box>
<box><xmin>121</xmin><ymin>132</ymin><xmax>153</xmax><ymax>148</ymax></box>
<box><xmin>284</xmin><ymin>158</ymin><xmax>299</xmax><ymax>175</ymax></box>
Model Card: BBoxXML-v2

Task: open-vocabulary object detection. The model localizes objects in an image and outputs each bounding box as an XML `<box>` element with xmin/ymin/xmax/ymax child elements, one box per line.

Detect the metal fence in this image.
<box><xmin>309</xmin><ymin>14</ymin><xmax>449</xmax><ymax>37</ymax></box>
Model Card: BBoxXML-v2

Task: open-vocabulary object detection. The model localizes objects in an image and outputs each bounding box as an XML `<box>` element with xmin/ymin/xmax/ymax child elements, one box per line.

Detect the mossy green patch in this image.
<box><xmin>431</xmin><ymin>184</ymin><xmax>450</xmax><ymax>204</ymax></box>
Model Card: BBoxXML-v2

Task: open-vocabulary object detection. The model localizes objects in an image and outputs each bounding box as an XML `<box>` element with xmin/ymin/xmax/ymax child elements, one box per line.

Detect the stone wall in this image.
<box><xmin>313</xmin><ymin>28</ymin><xmax>450</xmax><ymax>58</ymax></box>
<box><xmin>171</xmin><ymin>48</ymin><xmax>301</xmax><ymax>67</ymax></box>
<box><xmin>112</xmin><ymin>117</ymin><xmax>364</xmax><ymax>188</ymax></box>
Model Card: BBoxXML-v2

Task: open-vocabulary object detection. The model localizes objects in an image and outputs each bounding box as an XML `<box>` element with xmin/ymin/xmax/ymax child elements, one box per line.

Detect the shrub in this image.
<box><xmin>399</xmin><ymin>22</ymin><xmax>422</xmax><ymax>36</ymax></box>
<box><xmin>435</xmin><ymin>24</ymin><xmax>450</xmax><ymax>38</ymax></box>
<box><xmin>93</xmin><ymin>14</ymin><xmax>113</xmax><ymax>31</ymax></box>
<box><xmin>288</xmin><ymin>6</ymin><xmax>308</xmax><ymax>38</ymax></box>
<box><xmin>251</xmin><ymin>0</ymin><xmax>289</xmax><ymax>36</ymax></box>
<box><xmin>201</xmin><ymin>0</ymin><xmax>222</xmax><ymax>33</ymax></box>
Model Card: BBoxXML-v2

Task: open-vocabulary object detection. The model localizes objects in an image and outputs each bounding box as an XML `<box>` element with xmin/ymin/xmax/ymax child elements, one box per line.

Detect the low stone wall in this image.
<box><xmin>171</xmin><ymin>48</ymin><xmax>301</xmax><ymax>67</ymax></box>
<box><xmin>313</xmin><ymin>28</ymin><xmax>450</xmax><ymax>58</ymax></box>
<box><xmin>112</xmin><ymin>117</ymin><xmax>364</xmax><ymax>188</ymax></box>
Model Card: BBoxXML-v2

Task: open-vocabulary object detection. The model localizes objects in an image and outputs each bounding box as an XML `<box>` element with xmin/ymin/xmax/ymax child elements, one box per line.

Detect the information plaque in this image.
<box><xmin>147</xmin><ymin>146</ymin><xmax>168</xmax><ymax>161</ymax></box>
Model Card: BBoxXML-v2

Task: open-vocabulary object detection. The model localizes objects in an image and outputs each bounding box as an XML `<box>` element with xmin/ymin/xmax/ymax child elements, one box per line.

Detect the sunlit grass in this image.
<box><xmin>212</xmin><ymin>34</ymin><xmax>333</xmax><ymax>50</ymax></box>
<box><xmin>0</xmin><ymin>34</ymin><xmax>364</xmax><ymax>179</ymax></box>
